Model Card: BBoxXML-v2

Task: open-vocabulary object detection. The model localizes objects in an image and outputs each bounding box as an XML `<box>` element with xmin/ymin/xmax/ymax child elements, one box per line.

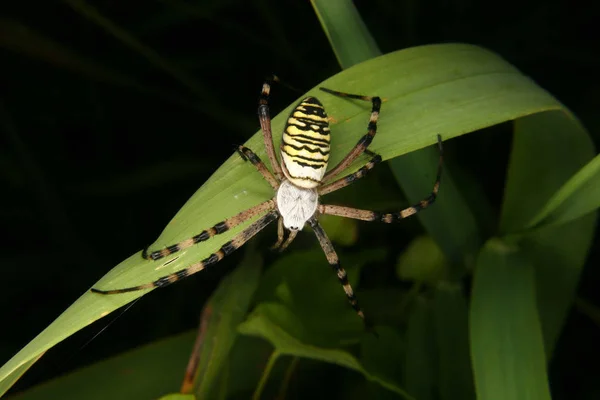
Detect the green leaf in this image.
<box><xmin>396</xmin><ymin>235</ymin><xmax>447</xmax><ymax>283</ymax></box>
<box><xmin>433</xmin><ymin>283</ymin><xmax>475</xmax><ymax>400</ymax></box>
<box><xmin>238</xmin><ymin>303</ymin><xmax>414</xmax><ymax>399</ymax></box>
<box><xmin>500</xmin><ymin>111</ymin><xmax>597</xmax><ymax>356</ymax></box>
<box><xmin>527</xmin><ymin>152</ymin><xmax>600</xmax><ymax>229</ymax></box>
<box><xmin>310</xmin><ymin>0</ymin><xmax>381</xmax><ymax>68</ymax></box>
<box><xmin>159</xmin><ymin>394</ymin><xmax>196</xmax><ymax>400</ymax></box>
<box><xmin>193</xmin><ymin>247</ymin><xmax>263</xmax><ymax>398</ymax></box>
<box><xmin>470</xmin><ymin>238</ymin><xmax>551</xmax><ymax>400</ymax></box>
<box><xmin>500</xmin><ymin>112</ymin><xmax>595</xmax><ymax>233</ymax></box>
<box><xmin>0</xmin><ymin>44</ymin><xmax>576</xmax><ymax>394</ymax></box>
<box><xmin>403</xmin><ymin>296</ymin><xmax>437</xmax><ymax>400</ymax></box>
<box><xmin>8</xmin><ymin>332</ymin><xmax>196</xmax><ymax>400</ymax></box>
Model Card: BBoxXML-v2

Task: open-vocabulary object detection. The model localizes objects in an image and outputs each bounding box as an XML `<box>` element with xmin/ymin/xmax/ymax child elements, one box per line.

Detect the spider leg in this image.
<box><xmin>270</xmin><ymin>218</ymin><xmax>299</xmax><ymax>252</ymax></box>
<box><xmin>308</xmin><ymin>217</ymin><xmax>366</xmax><ymax>321</ymax></box>
<box><xmin>319</xmin><ymin>135</ymin><xmax>444</xmax><ymax>220</ymax></box>
<box><xmin>258</xmin><ymin>76</ymin><xmax>284</xmax><ymax>180</ymax></box>
<box><xmin>318</xmin><ymin>150</ymin><xmax>382</xmax><ymax>196</ymax></box>
<box><xmin>277</xmin><ymin>230</ymin><xmax>298</xmax><ymax>252</ymax></box>
<box><xmin>141</xmin><ymin>199</ymin><xmax>276</xmax><ymax>261</ymax></box>
<box><xmin>319</xmin><ymin>87</ymin><xmax>382</xmax><ymax>182</ymax></box>
<box><xmin>91</xmin><ymin>211</ymin><xmax>279</xmax><ymax>294</ymax></box>
<box><xmin>270</xmin><ymin>217</ymin><xmax>285</xmax><ymax>249</ymax></box>
<box><xmin>237</xmin><ymin>145</ymin><xmax>280</xmax><ymax>190</ymax></box>
<box><xmin>319</xmin><ymin>135</ymin><xmax>443</xmax><ymax>221</ymax></box>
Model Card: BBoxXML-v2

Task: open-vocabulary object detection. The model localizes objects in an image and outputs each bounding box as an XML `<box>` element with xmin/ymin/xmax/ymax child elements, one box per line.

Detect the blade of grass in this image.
<box><xmin>310</xmin><ymin>0</ymin><xmax>380</xmax><ymax>67</ymax></box>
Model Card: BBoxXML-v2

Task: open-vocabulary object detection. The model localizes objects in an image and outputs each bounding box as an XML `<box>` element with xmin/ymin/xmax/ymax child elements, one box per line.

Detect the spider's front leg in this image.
<box><xmin>237</xmin><ymin>145</ymin><xmax>279</xmax><ymax>190</ymax></box>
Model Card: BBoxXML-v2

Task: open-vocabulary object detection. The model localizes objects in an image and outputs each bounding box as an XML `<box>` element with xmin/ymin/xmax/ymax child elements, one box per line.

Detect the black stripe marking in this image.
<box><xmin>214</xmin><ymin>222</ymin><xmax>229</xmax><ymax>234</ymax></box>
<box><xmin>283</xmin><ymin>151</ymin><xmax>328</xmax><ymax>165</ymax></box>
<box><xmin>282</xmin><ymin>139</ymin><xmax>330</xmax><ymax>155</ymax></box>
<box><xmin>293</xmin><ymin>117</ymin><xmax>329</xmax><ymax>128</ymax></box>
<box><xmin>285</xmin><ymin>132</ymin><xmax>330</xmax><ymax>145</ymax></box>
<box><xmin>290</xmin><ymin>136</ymin><xmax>330</xmax><ymax>148</ymax></box>
<box><xmin>193</xmin><ymin>231</ymin><xmax>210</xmax><ymax>243</ymax></box>
<box><xmin>291</xmin><ymin>160</ymin><xmax>326</xmax><ymax>170</ymax></box>
<box><xmin>221</xmin><ymin>240</ymin><xmax>236</xmax><ymax>255</ymax></box>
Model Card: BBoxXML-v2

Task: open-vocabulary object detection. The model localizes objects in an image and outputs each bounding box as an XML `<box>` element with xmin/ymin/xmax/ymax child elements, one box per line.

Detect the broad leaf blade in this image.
<box><xmin>470</xmin><ymin>239</ymin><xmax>551</xmax><ymax>400</ymax></box>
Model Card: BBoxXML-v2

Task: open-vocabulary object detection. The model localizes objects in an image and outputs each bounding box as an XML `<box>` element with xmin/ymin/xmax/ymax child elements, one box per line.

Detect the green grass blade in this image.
<box><xmin>527</xmin><ymin>152</ymin><xmax>600</xmax><ymax>229</ymax></box>
<box><xmin>470</xmin><ymin>238</ymin><xmax>551</xmax><ymax>400</ymax></box>
<box><xmin>0</xmin><ymin>44</ymin><xmax>571</xmax><ymax>393</ymax></box>
<box><xmin>310</xmin><ymin>0</ymin><xmax>381</xmax><ymax>68</ymax></box>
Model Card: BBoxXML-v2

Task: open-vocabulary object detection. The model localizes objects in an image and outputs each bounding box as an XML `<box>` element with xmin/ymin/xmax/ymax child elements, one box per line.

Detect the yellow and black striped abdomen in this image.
<box><xmin>280</xmin><ymin>97</ymin><xmax>330</xmax><ymax>189</ymax></box>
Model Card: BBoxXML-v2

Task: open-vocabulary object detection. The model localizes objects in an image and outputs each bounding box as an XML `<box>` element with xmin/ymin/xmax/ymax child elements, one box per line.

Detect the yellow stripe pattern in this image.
<box><xmin>281</xmin><ymin>97</ymin><xmax>330</xmax><ymax>188</ymax></box>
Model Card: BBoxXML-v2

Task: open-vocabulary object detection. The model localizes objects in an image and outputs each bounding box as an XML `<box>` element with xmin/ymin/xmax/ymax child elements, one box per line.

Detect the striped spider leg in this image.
<box><xmin>319</xmin><ymin>135</ymin><xmax>444</xmax><ymax>223</ymax></box>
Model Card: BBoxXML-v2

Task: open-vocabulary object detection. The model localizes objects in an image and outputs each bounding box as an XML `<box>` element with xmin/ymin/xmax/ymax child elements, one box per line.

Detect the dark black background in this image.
<box><xmin>1</xmin><ymin>0</ymin><xmax>599</xmax><ymax>398</ymax></box>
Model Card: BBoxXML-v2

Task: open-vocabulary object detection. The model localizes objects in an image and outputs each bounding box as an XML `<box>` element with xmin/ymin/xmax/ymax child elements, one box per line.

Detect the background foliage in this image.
<box><xmin>1</xmin><ymin>0</ymin><xmax>599</xmax><ymax>399</ymax></box>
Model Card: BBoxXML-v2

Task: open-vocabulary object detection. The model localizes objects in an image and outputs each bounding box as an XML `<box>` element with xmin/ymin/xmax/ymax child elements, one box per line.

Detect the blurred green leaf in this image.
<box><xmin>318</xmin><ymin>213</ymin><xmax>359</xmax><ymax>246</ymax></box>
<box><xmin>500</xmin><ymin>112</ymin><xmax>597</xmax><ymax>356</ymax></box>
<box><xmin>255</xmin><ymin>247</ymin><xmax>386</xmax><ymax>347</ymax></box>
<box><xmin>402</xmin><ymin>295</ymin><xmax>437</xmax><ymax>400</ymax></box>
<box><xmin>433</xmin><ymin>283</ymin><xmax>475</xmax><ymax>400</ymax></box>
<box><xmin>238</xmin><ymin>303</ymin><xmax>414</xmax><ymax>399</ymax></box>
<box><xmin>470</xmin><ymin>238</ymin><xmax>551</xmax><ymax>400</ymax></box>
<box><xmin>159</xmin><ymin>394</ymin><xmax>196</xmax><ymax>400</ymax></box>
<box><xmin>193</xmin><ymin>248</ymin><xmax>263</xmax><ymax>398</ymax></box>
<box><xmin>500</xmin><ymin>111</ymin><xmax>594</xmax><ymax>233</ymax></box>
<box><xmin>527</xmin><ymin>152</ymin><xmax>600</xmax><ymax>229</ymax></box>
<box><xmin>396</xmin><ymin>236</ymin><xmax>447</xmax><ymax>283</ymax></box>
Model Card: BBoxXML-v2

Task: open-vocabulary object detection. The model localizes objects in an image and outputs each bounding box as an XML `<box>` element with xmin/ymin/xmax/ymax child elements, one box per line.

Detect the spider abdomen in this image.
<box><xmin>276</xmin><ymin>179</ymin><xmax>318</xmax><ymax>231</ymax></box>
<box><xmin>280</xmin><ymin>97</ymin><xmax>330</xmax><ymax>189</ymax></box>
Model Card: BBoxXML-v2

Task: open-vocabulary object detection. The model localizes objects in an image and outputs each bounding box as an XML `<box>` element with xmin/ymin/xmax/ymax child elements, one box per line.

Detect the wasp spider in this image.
<box><xmin>92</xmin><ymin>78</ymin><xmax>444</xmax><ymax>323</ymax></box>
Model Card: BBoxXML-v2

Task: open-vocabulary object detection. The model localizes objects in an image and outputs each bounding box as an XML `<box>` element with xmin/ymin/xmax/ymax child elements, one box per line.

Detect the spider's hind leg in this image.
<box><xmin>93</xmin><ymin>211</ymin><xmax>279</xmax><ymax>294</ymax></box>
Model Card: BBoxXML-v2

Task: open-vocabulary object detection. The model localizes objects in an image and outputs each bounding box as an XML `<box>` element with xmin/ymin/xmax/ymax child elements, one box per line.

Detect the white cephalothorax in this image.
<box><xmin>276</xmin><ymin>179</ymin><xmax>318</xmax><ymax>231</ymax></box>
